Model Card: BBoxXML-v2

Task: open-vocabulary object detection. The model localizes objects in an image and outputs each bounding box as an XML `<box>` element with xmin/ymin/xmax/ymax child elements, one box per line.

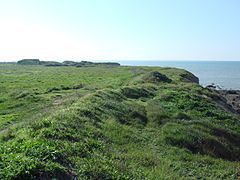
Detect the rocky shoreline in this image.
<box><xmin>218</xmin><ymin>90</ymin><xmax>240</xmax><ymax>113</ymax></box>
<box><xmin>206</xmin><ymin>85</ymin><xmax>240</xmax><ymax>114</ymax></box>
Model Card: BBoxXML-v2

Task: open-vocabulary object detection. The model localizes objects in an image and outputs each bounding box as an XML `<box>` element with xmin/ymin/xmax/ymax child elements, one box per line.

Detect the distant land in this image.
<box><xmin>16</xmin><ymin>59</ymin><xmax>120</xmax><ymax>67</ymax></box>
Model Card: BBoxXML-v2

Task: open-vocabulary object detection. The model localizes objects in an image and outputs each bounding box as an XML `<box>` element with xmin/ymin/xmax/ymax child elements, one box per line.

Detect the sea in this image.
<box><xmin>118</xmin><ymin>61</ymin><xmax>240</xmax><ymax>90</ymax></box>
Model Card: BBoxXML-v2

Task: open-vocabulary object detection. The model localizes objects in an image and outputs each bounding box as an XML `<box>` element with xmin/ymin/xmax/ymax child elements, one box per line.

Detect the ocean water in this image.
<box><xmin>119</xmin><ymin>61</ymin><xmax>240</xmax><ymax>90</ymax></box>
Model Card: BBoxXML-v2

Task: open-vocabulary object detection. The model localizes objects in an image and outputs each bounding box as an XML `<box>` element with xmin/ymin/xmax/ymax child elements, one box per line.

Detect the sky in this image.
<box><xmin>0</xmin><ymin>0</ymin><xmax>239</xmax><ymax>61</ymax></box>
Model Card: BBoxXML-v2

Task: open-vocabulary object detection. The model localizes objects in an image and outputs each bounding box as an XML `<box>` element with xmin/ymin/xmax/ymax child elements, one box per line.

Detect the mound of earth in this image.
<box><xmin>180</xmin><ymin>72</ymin><xmax>199</xmax><ymax>83</ymax></box>
<box><xmin>142</xmin><ymin>71</ymin><xmax>172</xmax><ymax>83</ymax></box>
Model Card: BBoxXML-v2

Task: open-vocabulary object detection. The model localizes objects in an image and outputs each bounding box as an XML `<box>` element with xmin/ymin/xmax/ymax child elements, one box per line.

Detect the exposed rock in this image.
<box><xmin>206</xmin><ymin>84</ymin><xmax>217</xmax><ymax>90</ymax></box>
<box><xmin>218</xmin><ymin>90</ymin><xmax>240</xmax><ymax>114</ymax></box>
<box><xmin>206</xmin><ymin>83</ymin><xmax>223</xmax><ymax>90</ymax></box>
<box><xmin>207</xmin><ymin>88</ymin><xmax>240</xmax><ymax>114</ymax></box>
<box><xmin>226</xmin><ymin>90</ymin><xmax>238</xmax><ymax>94</ymax></box>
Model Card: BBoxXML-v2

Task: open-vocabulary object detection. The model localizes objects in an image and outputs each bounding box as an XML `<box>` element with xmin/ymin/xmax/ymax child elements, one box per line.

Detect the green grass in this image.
<box><xmin>0</xmin><ymin>64</ymin><xmax>239</xmax><ymax>179</ymax></box>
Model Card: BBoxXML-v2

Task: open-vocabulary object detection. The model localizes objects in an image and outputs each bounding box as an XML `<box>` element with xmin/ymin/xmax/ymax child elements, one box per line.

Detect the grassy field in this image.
<box><xmin>0</xmin><ymin>64</ymin><xmax>239</xmax><ymax>179</ymax></box>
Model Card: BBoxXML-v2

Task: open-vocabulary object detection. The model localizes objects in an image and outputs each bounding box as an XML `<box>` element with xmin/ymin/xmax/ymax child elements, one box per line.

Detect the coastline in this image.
<box><xmin>119</xmin><ymin>61</ymin><xmax>240</xmax><ymax>90</ymax></box>
<box><xmin>204</xmin><ymin>84</ymin><xmax>240</xmax><ymax>114</ymax></box>
<box><xmin>217</xmin><ymin>90</ymin><xmax>240</xmax><ymax>114</ymax></box>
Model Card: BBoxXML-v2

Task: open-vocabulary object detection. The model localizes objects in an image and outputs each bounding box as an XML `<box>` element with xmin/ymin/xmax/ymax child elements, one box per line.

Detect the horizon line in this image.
<box><xmin>1</xmin><ymin>59</ymin><xmax>240</xmax><ymax>62</ymax></box>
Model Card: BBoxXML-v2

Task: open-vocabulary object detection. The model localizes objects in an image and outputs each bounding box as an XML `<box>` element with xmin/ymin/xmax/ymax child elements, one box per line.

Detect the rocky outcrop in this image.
<box><xmin>218</xmin><ymin>90</ymin><xmax>240</xmax><ymax>114</ymax></box>
<box><xmin>206</xmin><ymin>87</ymin><xmax>240</xmax><ymax>114</ymax></box>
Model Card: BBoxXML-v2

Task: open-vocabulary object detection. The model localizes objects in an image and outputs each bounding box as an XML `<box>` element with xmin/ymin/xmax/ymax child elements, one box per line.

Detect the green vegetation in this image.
<box><xmin>17</xmin><ymin>59</ymin><xmax>120</xmax><ymax>67</ymax></box>
<box><xmin>0</xmin><ymin>64</ymin><xmax>239</xmax><ymax>179</ymax></box>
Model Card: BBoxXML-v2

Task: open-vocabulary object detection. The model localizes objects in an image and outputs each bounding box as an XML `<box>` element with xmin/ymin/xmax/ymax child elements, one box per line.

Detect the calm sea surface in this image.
<box><xmin>119</xmin><ymin>61</ymin><xmax>240</xmax><ymax>90</ymax></box>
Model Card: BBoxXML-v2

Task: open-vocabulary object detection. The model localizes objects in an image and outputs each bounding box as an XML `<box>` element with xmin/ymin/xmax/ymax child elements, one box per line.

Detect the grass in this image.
<box><xmin>0</xmin><ymin>64</ymin><xmax>239</xmax><ymax>179</ymax></box>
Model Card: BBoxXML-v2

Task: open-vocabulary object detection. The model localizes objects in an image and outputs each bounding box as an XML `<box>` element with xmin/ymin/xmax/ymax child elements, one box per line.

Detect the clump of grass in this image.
<box><xmin>0</xmin><ymin>98</ymin><xmax>6</xmax><ymax>103</ymax></box>
<box><xmin>161</xmin><ymin>121</ymin><xmax>240</xmax><ymax>161</ymax></box>
<box><xmin>0</xmin><ymin>128</ymin><xmax>15</xmax><ymax>141</ymax></box>
<box><xmin>16</xmin><ymin>90</ymin><xmax>30</xmax><ymax>99</ymax></box>
<box><xmin>121</xmin><ymin>86</ymin><xmax>154</xmax><ymax>99</ymax></box>
<box><xmin>146</xmin><ymin>99</ymin><xmax>170</xmax><ymax>125</ymax></box>
<box><xmin>72</xmin><ymin>84</ymin><xmax>84</xmax><ymax>89</ymax></box>
<box><xmin>47</xmin><ymin>87</ymin><xmax>61</xmax><ymax>92</ymax></box>
<box><xmin>61</xmin><ymin>84</ymin><xmax>84</xmax><ymax>90</ymax></box>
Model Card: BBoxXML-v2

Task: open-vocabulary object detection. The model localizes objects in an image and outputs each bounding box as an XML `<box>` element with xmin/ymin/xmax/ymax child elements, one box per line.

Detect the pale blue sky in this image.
<box><xmin>0</xmin><ymin>0</ymin><xmax>239</xmax><ymax>61</ymax></box>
